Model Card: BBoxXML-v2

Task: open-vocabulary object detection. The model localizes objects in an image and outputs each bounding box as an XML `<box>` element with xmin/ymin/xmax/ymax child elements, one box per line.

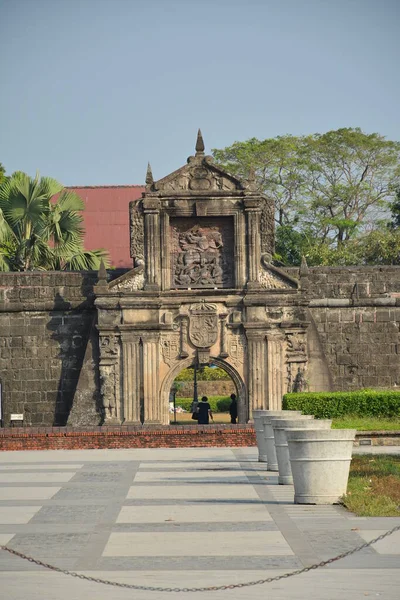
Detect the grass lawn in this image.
<box><xmin>343</xmin><ymin>455</ymin><xmax>400</xmax><ymax>516</ymax></box>
<box><xmin>332</xmin><ymin>416</ymin><xmax>400</xmax><ymax>430</ymax></box>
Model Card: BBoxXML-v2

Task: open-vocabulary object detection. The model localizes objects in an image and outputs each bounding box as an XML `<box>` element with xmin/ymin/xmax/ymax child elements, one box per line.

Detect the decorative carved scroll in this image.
<box><xmin>112</xmin><ymin>270</ymin><xmax>145</xmax><ymax>291</ymax></box>
<box><xmin>189</xmin><ymin>302</ymin><xmax>218</xmax><ymax>348</ymax></box>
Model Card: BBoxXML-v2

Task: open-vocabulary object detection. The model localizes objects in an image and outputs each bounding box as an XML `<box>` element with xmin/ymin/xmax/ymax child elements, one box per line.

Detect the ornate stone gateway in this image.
<box><xmin>95</xmin><ymin>131</ymin><xmax>308</xmax><ymax>424</ymax></box>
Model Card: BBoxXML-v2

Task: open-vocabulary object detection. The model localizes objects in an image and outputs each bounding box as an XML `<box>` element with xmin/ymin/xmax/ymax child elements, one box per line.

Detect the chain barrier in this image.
<box><xmin>1</xmin><ymin>523</ymin><xmax>400</xmax><ymax>593</ymax></box>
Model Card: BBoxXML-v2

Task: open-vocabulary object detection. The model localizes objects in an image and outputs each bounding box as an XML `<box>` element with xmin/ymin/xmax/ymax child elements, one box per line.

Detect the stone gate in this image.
<box><xmin>94</xmin><ymin>132</ymin><xmax>309</xmax><ymax>424</ymax></box>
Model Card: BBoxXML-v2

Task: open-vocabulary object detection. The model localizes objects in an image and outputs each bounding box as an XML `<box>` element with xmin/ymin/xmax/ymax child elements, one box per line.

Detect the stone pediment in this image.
<box><xmin>108</xmin><ymin>266</ymin><xmax>144</xmax><ymax>292</ymax></box>
<box><xmin>152</xmin><ymin>156</ymin><xmax>244</xmax><ymax>195</ymax></box>
<box><xmin>259</xmin><ymin>260</ymin><xmax>298</xmax><ymax>290</ymax></box>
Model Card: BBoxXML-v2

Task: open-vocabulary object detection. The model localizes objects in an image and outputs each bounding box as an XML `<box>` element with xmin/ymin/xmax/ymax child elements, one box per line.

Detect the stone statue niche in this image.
<box><xmin>171</xmin><ymin>218</ymin><xmax>234</xmax><ymax>289</ymax></box>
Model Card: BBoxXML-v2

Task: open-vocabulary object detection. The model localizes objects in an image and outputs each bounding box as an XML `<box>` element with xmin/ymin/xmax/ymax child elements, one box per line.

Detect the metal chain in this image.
<box><xmin>1</xmin><ymin>523</ymin><xmax>400</xmax><ymax>593</ymax></box>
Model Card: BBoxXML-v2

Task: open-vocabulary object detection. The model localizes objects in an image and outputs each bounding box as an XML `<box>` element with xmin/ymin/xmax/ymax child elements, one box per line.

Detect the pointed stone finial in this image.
<box><xmin>98</xmin><ymin>259</ymin><xmax>107</xmax><ymax>284</ymax></box>
<box><xmin>195</xmin><ymin>129</ymin><xmax>205</xmax><ymax>155</ymax></box>
<box><xmin>145</xmin><ymin>162</ymin><xmax>154</xmax><ymax>186</ymax></box>
<box><xmin>248</xmin><ymin>166</ymin><xmax>256</xmax><ymax>182</ymax></box>
<box><xmin>245</xmin><ymin>165</ymin><xmax>258</xmax><ymax>191</ymax></box>
<box><xmin>300</xmin><ymin>255</ymin><xmax>309</xmax><ymax>276</ymax></box>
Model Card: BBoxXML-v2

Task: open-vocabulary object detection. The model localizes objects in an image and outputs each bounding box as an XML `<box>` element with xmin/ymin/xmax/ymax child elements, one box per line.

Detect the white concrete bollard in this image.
<box><xmin>271</xmin><ymin>418</ymin><xmax>331</xmax><ymax>485</ymax></box>
<box><xmin>286</xmin><ymin>428</ymin><xmax>357</xmax><ymax>504</ymax></box>
<box><xmin>260</xmin><ymin>411</ymin><xmax>302</xmax><ymax>471</ymax></box>
<box><xmin>252</xmin><ymin>410</ymin><xmax>272</xmax><ymax>462</ymax></box>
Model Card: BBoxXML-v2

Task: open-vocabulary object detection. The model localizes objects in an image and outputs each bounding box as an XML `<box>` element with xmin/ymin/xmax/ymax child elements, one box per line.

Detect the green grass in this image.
<box><xmin>343</xmin><ymin>455</ymin><xmax>400</xmax><ymax>516</ymax></box>
<box><xmin>331</xmin><ymin>416</ymin><xmax>400</xmax><ymax>431</ymax></box>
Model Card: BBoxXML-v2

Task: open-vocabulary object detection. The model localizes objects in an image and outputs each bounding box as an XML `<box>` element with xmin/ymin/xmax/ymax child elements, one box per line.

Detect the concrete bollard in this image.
<box><xmin>286</xmin><ymin>428</ymin><xmax>357</xmax><ymax>504</ymax></box>
<box><xmin>260</xmin><ymin>411</ymin><xmax>302</xmax><ymax>471</ymax></box>
<box><xmin>271</xmin><ymin>418</ymin><xmax>331</xmax><ymax>485</ymax></box>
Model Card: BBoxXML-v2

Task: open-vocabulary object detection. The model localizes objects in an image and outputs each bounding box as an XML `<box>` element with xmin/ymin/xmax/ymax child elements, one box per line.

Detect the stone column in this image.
<box><xmin>244</xmin><ymin>198</ymin><xmax>261</xmax><ymax>286</ymax></box>
<box><xmin>246</xmin><ymin>330</ymin><xmax>267</xmax><ymax>412</ymax></box>
<box><xmin>142</xmin><ymin>333</ymin><xmax>162</xmax><ymax>423</ymax></box>
<box><xmin>121</xmin><ymin>335</ymin><xmax>141</xmax><ymax>424</ymax></box>
<box><xmin>266</xmin><ymin>331</ymin><xmax>286</xmax><ymax>410</ymax></box>
<box><xmin>219</xmin><ymin>313</ymin><xmax>228</xmax><ymax>358</ymax></box>
<box><xmin>143</xmin><ymin>198</ymin><xmax>161</xmax><ymax>290</ymax></box>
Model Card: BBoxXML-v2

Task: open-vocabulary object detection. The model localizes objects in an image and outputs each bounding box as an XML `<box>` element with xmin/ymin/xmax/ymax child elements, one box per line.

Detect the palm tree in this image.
<box><xmin>0</xmin><ymin>171</ymin><xmax>107</xmax><ymax>271</ymax></box>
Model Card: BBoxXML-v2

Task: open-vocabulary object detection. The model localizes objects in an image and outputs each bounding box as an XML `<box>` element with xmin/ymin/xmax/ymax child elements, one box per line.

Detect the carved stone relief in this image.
<box><xmin>99</xmin><ymin>335</ymin><xmax>119</xmax><ymax>357</ymax></box>
<box><xmin>229</xmin><ymin>332</ymin><xmax>247</xmax><ymax>368</ymax></box>
<box><xmin>155</xmin><ymin>162</ymin><xmax>239</xmax><ymax>194</ymax></box>
<box><xmin>130</xmin><ymin>204</ymin><xmax>144</xmax><ymax>263</ymax></box>
<box><xmin>171</xmin><ymin>218</ymin><xmax>233</xmax><ymax>288</ymax></box>
<box><xmin>260</xmin><ymin>198</ymin><xmax>275</xmax><ymax>257</ymax></box>
<box><xmin>189</xmin><ymin>302</ymin><xmax>218</xmax><ymax>348</ymax></box>
<box><xmin>160</xmin><ymin>336</ymin><xmax>179</xmax><ymax>366</ymax></box>
<box><xmin>100</xmin><ymin>364</ymin><xmax>118</xmax><ymax>420</ymax></box>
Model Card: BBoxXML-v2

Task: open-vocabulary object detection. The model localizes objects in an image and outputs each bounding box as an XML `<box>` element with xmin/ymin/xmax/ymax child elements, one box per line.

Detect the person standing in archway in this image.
<box><xmin>197</xmin><ymin>396</ymin><xmax>213</xmax><ymax>425</ymax></box>
<box><xmin>229</xmin><ymin>393</ymin><xmax>238</xmax><ymax>424</ymax></box>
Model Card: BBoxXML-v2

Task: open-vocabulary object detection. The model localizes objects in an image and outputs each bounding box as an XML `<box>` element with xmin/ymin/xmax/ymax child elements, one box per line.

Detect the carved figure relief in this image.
<box><xmin>189</xmin><ymin>302</ymin><xmax>218</xmax><ymax>348</ymax></box>
<box><xmin>100</xmin><ymin>364</ymin><xmax>117</xmax><ymax>420</ymax></box>
<box><xmin>172</xmin><ymin>223</ymin><xmax>230</xmax><ymax>288</ymax></box>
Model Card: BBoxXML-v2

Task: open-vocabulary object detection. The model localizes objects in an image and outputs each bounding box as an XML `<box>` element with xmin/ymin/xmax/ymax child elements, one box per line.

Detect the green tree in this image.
<box><xmin>213</xmin><ymin>129</ymin><xmax>400</xmax><ymax>264</ymax></box>
<box><xmin>0</xmin><ymin>163</ymin><xmax>5</xmax><ymax>185</ymax></box>
<box><xmin>0</xmin><ymin>171</ymin><xmax>107</xmax><ymax>271</ymax></box>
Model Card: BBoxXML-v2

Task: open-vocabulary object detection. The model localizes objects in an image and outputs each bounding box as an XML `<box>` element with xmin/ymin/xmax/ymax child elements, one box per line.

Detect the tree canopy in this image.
<box><xmin>0</xmin><ymin>171</ymin><xmax>107</xmax><ymax>271</ymax></box>
<box><xmin>213</xmin><ymin>128</ymin><xmax>400</xmax><ymax>266</ymax></box>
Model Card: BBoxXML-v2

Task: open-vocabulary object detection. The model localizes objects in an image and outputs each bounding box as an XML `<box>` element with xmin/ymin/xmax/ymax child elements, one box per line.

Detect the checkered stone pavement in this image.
<box><xmin>0</xmin><ymin>447</ymin><xmax>399</xmax><ymax>599</ymax></box>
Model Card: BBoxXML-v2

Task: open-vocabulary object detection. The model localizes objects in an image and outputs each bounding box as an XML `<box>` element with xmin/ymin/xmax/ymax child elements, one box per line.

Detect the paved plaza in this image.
<box><xmin>0</xmin><ymin>446</ymin><xmax>399</xmax><ymax>599</ymax></box>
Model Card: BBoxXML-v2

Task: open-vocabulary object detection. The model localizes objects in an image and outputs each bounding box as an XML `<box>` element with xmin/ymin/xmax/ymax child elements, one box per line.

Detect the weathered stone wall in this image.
<box><xmin>0</xmin><ymin>272</ymin><xmax>101</xmax><ymax>426</ymax></box>
<box><xmin>286</xmin><ymin>266</ymin><xmax>400</xmax><ymax>391</ymax></box>
<box><xmin>1</xmin><ymin>266</ymin><xmax>400</xmax><ymax>427</ymax></box>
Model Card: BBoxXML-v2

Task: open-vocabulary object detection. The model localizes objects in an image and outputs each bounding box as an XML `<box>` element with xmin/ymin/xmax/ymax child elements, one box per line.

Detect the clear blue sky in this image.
<box><xmin>1</xmin><ymin>0</ymin><xmax>399</xmax><ymax>185</ymax></box>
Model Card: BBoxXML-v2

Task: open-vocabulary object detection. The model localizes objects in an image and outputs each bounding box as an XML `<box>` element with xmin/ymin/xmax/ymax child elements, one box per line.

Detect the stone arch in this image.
<box><xmin>160</xmin><ymin>355</ymin><xmax>248</xmax><ymax>423</ymax></box>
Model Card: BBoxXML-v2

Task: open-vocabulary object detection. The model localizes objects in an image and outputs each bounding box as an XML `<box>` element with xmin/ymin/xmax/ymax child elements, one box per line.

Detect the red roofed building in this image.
<box><xmin>68</xmin><ymin>185</ymin><xmax>145</xmax><ymax>268</ymax></box>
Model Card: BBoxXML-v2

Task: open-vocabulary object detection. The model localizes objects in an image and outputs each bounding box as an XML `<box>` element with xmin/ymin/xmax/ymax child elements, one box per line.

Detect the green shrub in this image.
<box><xmin>282</xmin><ymin>390</ymin><xmax>400</xmax><ymax>419</ymax></box>
<box><xmin>175</xmin><ymin>367</ymin><xmax>230</xmax><ymax>382</ymax></box>
<box><xmin>173</xmin><ymin>396</ymin><xmax>231</xmax><ymax>413</ymax></box>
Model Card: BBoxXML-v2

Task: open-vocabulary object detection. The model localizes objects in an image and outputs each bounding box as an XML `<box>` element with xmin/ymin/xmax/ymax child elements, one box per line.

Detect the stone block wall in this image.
<box><xmin>0</xmin><ymin>272</ymin><xmax>100</xmax><ymax>426</ymax></box>
<box><xmin>286</xmin><ymin>266</ymin><xmax>400</xmax><ymax>391</ymax></box>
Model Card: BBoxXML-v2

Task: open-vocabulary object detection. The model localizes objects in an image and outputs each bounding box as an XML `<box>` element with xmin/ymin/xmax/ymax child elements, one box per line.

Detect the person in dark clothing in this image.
<box><xmin>197</xmin><ymin>396</ymin><xmax>213</xmax><ymax>425</ymax></box>
<box><xmin>229</xmin><ymin>393</ymin><xmax>238</xmax><ymax>424</ymax></box>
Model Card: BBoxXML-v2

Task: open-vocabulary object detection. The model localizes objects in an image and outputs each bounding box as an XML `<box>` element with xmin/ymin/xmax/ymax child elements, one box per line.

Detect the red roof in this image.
<box><xmin>68</xmin><ymin>185</ymin><xmax>145</xmax><ymax>268</ymax></box>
